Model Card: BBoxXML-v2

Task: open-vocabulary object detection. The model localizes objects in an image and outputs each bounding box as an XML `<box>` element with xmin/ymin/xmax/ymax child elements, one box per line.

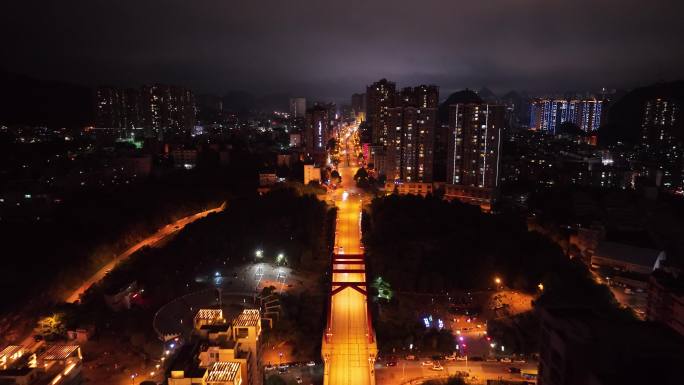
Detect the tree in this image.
<box><xmin>354</xmin><ymin>167</ymin><xmax>369</xmax><ymax>181</ymax></box>
<box><xmin>331</xmin><ymin>170</ymin><xmax>342</xmax><ymax>184</ymax></box>
<box><xmin>37</xmin><ymin>313</ymin><xmax>67</xmax><ymax>340</ymax></box>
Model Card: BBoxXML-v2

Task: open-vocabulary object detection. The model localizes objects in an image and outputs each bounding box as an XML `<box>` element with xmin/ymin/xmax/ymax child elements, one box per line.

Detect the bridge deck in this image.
<box><xmin>324</xmin><ymin>166</ymin><xmax>375</xmax><ymax>385</ymax></box>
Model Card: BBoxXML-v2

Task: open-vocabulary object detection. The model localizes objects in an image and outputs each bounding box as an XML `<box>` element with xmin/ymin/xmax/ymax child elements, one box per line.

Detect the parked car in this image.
<box><xmin>386</xmin><ymin>361</ymin><xmax>397</xmax><ymax>367</ymax></box>
<box><xmin>456</xmin><ymin>356</ymin><xmax>468</xmax><ymax>361</ymax></box>
<box><xmin>500</xmin><ymin>357</ymin><xmax>512</xmax><ymax>363</ymax></box>
<box><xmin>306</xmin><ymin>361</ymin><xmax>316</xmax><ymax>367</ymax></box>
<box><xmin>421</xmin><ymin>361</ymin><xmax>433</xmax><ymax>367</ymax></box>
<box><xmin>405</xmin><ymin>355</ymin><xmax>417</xmax><ymax>361</ymax></box>
<box><xmin>265</xmin><ymin>365</ymin><xmax>275</xmax><ymax>371</ymax></box>
<box><xmin>444</xmin><ymin>354</ymin><xmax>457</xmax><ymax>361</ymax></box>
<box><xmin>431</xmin><ymin>364</ymin><xmax>444</xmax><ymax>371</ymax></box>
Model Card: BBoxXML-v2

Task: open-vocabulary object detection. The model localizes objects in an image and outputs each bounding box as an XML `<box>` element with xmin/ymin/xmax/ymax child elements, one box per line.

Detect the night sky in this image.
<box><xmin>2</xmin><ymin>0</ymin><xmax>684</xmax><ymax>99</ymax></box>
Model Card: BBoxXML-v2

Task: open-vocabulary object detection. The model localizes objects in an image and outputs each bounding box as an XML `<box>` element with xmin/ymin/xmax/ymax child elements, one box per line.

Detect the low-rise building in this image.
<box><xmin>647</xmin><ymin>269</ymin><xmax>684</xmax><ymax>336</ymax></box>
<box><xmin>591</xmin><ymin>241</ymin><xmax>665</xmax><ymax>274</ymax></box>
<box><xmin>170</xmin><ymin>309</ymin><xmax>261</xmax><ymax>385</ymax></box>
<box><xmin>0</xmin><ymin>344</ymin><xmax>82</xmax><ymax>385</ymax></box>
<box><xmin>384</xmin><ymin>181</ymin><xmax>434</xmax><ymax>197</ymax></box>
<box><xmin>303</xmin><ymin>164</ymin><xmax>321</xmax><ymax>185</ymax></box>
<box><xmin>538</xmin><ymin>307</ymin><xmax>683</xmax><ymax>385</ymax></box>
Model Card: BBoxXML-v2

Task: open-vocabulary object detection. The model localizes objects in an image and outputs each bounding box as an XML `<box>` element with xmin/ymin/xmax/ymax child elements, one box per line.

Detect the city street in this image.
<box><xmin>374</xmin><ymin>359</ymin><xmax>538</xmax><ymax>385</ymax></box>
<box><xmin>323</xmin><ymin>122</ymin><xmax>376</xmax><ymax>385</ymax></box>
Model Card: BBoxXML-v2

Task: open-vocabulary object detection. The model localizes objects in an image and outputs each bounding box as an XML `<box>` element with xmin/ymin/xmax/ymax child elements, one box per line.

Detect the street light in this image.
<box><xmin>494</xmin><ymin>277</ymin><xmax>501</xmax><ymax>285</ymax></box>
<box><xmin>538</xmin><ymin>283</ymin><xmax>544</xmax><ymax>291</ymax></box>
<box><xmin>277</xmin><ymin>253</ymin><xmax>285</xmax><ymax>264</ymax></box>
<box><xmin>255</xmin><ymin>249</ymin><xmax>263</xmax><ymax>259</ymax></box>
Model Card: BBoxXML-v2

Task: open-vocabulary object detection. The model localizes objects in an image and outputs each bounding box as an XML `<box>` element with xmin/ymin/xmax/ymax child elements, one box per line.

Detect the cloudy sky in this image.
<box><xmin>2</xmin><ymin>0</ymin><xmax>683</xmax><ymax>100</ymax></box>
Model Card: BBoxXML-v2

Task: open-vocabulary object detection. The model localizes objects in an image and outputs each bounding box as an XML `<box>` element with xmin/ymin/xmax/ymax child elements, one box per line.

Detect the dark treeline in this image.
<box><xmin>363</xmin><ymin>194</ymin><xmax>568</xmax><ymax>293</ymax></box>
<box><xmin>0</xmin><ymin>162</ymin><xmax>262</xmax><ymax>316</ymax></box>
<box><xmin>87</xmin><ymin>187</ymin><xmax>332</xmax><ymax>307</ymax></box>
<box><xmin>362</xmin><ymin>194</ymin><xmax>627</xmax><ymax>315</ymax></box>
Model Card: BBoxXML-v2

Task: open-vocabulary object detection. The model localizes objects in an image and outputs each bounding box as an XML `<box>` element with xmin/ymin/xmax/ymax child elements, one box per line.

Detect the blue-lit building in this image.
<box><xmin>530</xmin><ymin>98</ymin><xmax>603</xmax><ymax>134</ymax></box>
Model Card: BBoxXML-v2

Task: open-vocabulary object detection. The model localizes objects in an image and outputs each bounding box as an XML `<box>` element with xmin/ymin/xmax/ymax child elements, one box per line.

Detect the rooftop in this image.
<box><xmin>39</xmin><ymin>345</ymin><xmax>79</xmax><ymax>361</ymax></box>
<box><xmin>594</xmin><ymin>240</ymin><xmax>662</xmax><ymax>268</ymax></box>
<box><xmin>206</xmin><ymin>361</ymin><xmax>240</xmax><ymax>383</ymax></box>
<box><xmin>195</xmin><ymin>309</ymin><xmax>223</xmax><ymax>321</ymax></box>
<box><xmin>0</xmin><ymin>345</ymin><xmax>23</xmax><ymax>361</ymax></box>
<box><xmin>233</xmin><ymin>309</ymin><xmax>259</xmax><ymax>327</ymax></box>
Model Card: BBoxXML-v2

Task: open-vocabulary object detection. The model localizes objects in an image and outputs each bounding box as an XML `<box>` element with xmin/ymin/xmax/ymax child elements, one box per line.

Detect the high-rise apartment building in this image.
<box><xmin>641</xmin><ymin>98</ymin><xmax>681</xmax><ymax>147</ymax></box>
<box><xmin>140</xmin><ymin>84</ymin><xmax>196</xmax><ymax>135</ymax></box>
<box><xmin>289</xmin><ymin>97</ymin><xmax>306</xmax><ymax>118</ymax></box>
<box><xmin>304</xmin><ymin>105</ymin><xmax>330</xmax><ymax>161</ymax></box>
<box><xmin>530</xmin><ymin>98</ymin><xmax>603</xmax><ymax>134</ymax></box>
<box><xmin>366</xmin><ymin>79</ymin><xmax>396</xmax><ymax>145</ymax></box>
<box><xmin>447</xmin><ymin>103</ymin><xmax>504</xmax><ymax>188</ymax></box>
<box><xmin>638</xmin><ymin>98</ymin><xmax>684</xmax><ymax>189</ymax></box>
<box><xmin>94</xmin><ymin>86</ymin><xmax>143</xmax><ymax>129</ymax></box>
<box><xmin>385</xmin><ymin>85</ymin><xmax>438</xmax><ymax>182</ymax></box>
<box><xmin>94</xmin><ymin>86</ymin><xmax>124</xmax><ymax>128</ymax></box>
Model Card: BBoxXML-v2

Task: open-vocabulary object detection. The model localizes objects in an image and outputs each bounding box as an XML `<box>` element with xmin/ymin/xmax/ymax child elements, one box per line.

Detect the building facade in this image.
<box><xmin>384</xmin><ymin>85</ymin><xmax>438</xmax><ymax>182</ymax></box>
<box><xmin>366</xmin><ymin>79</ymin><xmax>396</xmax><ymax>146</ymax></box>
<box><xmin>447</xmin><ymin>103</ymin><xmax>504</xmax><ymax>188</ymax></box>
<box><xmin>289</xmin><ymin>97</ymin><xmax>306</xmax><ymax>118</ymax></box>
<box><xmin>304</xmin><ymin>105</ymin><xmax>330</xmax><ymax>161</ymax></box>
<box><xmin>530</xmin><ymin>98</ymin><xmax>603</xmax><ymax>134</ymax></box>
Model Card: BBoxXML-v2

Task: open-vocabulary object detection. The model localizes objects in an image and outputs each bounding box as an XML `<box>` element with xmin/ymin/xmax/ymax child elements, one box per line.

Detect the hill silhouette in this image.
<box><xmin>600</xmin><ymin>80</ymin><xmax>684</xmax><ymax>146</ymax></box>
<box><xmin>0</xmin><ymin>70</ymin><xmax>93</xmax><ymax>128</ymax></box>
<box><xmin>438</xmin><ymin>89</ymin><xmax>483</xmax><ymax>124</ymax></box>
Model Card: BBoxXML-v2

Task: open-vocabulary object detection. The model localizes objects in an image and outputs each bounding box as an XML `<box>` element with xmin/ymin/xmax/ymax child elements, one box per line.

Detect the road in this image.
<box><xmin>323</xmin><ymin>122</ymin><xmax>377</xmax><ymax>385</ymax></box>
<box><xmin>375</xmin><ymin>359</ymin><xmax>538</xmax><ymax>385</ymax></box>
<box><xmin>64</xmin><ymin>202</ymin><xmax>225</xmax><ymax>303</ymax></box>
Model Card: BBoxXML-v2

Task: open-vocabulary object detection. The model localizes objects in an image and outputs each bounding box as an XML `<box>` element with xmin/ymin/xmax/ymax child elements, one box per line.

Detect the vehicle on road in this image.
<box><xmin>386</xmin><ymin>361</ymin><xmax>397</xmax><ymax>367</ymax></box>
<box><xmin>405</xmin><ymin>354</ymin><xmax>417</xmax><ymax>361</ymax></box>
<box><xmin>508</xmin><ymin>367</ymin><xmax>521</xmax><ymax>373</ymax></box>
<box><xmin>277</xmin><ymin>367</ymin><xmax>287</xmax><ymax>374</ymax></box>
<box><xmin>306</xmin><ymin>361</ymin><xmax>316</xmax><ymax>367</ymax></box>
<box><xmin>444</xmin><ymin>353</ymin><xmax>457</xmax><ymax>361</ymax></box>
<box><xmin>420</xmin><ymin>361</ymin><xmax>433</xmax><ymax>367</ymax></box>
<box><xmin>431</xmin><ymin>364</ymin><xmax>444</xmax><ymax>371</ymax></box>
<box><xmin>500</xmin><ymin>357</ymin><xmax>512</xmax><ymax>363</ymax></box>
<box><xmin>456</xmin><ymin>355</ymin><xmax>468</xmax><ymax>361</ymax></box>
<box><xmin>265</xmin><ymin>365</ymin><xmax>275</xmax><ymax>371</ymax></box>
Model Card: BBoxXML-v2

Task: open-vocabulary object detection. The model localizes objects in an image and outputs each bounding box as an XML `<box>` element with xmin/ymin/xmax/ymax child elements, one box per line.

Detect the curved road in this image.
<box><xmin>64</xmin><ymin>202</ymin><xmax>226</xmax><ymax>303</ymax></box>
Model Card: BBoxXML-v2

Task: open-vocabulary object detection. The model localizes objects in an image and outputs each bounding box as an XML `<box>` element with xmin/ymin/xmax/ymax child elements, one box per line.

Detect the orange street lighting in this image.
<box><xmin>494</xmin><ymin>277</ymin><xmax>501</xmax><ymax>285</ymax></box>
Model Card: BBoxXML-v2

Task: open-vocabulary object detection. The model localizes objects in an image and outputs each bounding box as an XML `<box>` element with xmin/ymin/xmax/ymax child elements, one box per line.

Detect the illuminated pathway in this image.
<box><xmin>322</xmin><ymin>123</ymin><xmax>377</xmax><ymax>385</ymax></box>
<box><xmin>64</xmin><ymin>203</ymin><xmax>225</xmax><ymax>303</ymax></box>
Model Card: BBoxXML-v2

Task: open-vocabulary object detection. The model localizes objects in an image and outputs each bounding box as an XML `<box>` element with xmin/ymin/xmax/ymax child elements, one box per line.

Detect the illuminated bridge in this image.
<box><xmin>321</xmin><ymin>165</ymin><xmax>377</xmax><ymax>385</ymax></box>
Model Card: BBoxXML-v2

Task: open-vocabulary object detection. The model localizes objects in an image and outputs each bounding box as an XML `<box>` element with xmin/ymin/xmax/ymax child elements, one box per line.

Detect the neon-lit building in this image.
<box><xmin>529</xmin><ymin>98</ymin><xmax>603</xmax><ymax>134</ymax></box>
<box><xmin>305</xmin><ymin>105</ymin><xmax>331</xmax><ymax>162</ymax></box>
